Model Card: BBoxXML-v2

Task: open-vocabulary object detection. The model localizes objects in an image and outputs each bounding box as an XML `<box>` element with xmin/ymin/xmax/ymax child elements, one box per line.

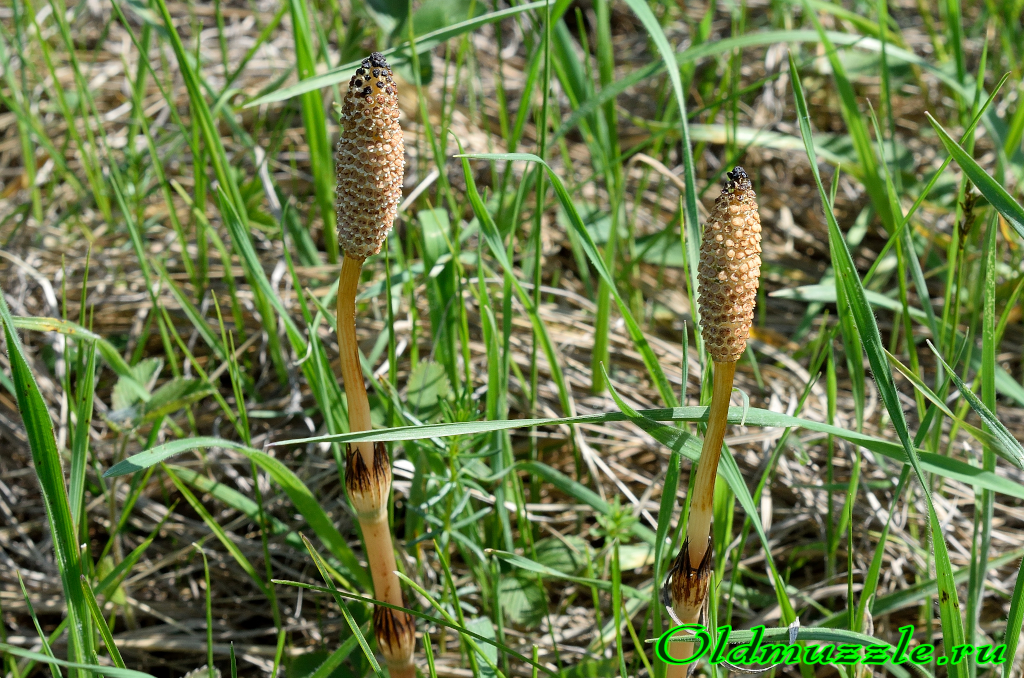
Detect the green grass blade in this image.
<box><xmin>801</xmin><ymin>0</ymin><xmax>894</xmax><ymax>232</ymax></box>
<box><xmin>246</xmin><ymin>1</ymin><xmax>547</xmax><ymax>107</ymax></box>
<box><xmin>17</xmin><ymin>572</ymin><xmax>61</xmax><ymax>678</ymax></box>
<box><xmin>104</xmin><ymin>438</ymin><xmax>369</xmax><ymax>589</ymax></box>
<box><xmin>69</xmin><ymin>340</ymin><xmax>96</xmax><ymax>532</ymax></box>
<box><xmin>171</xmin><ymin>466</ymin><xmax>306</xmax><ymax>552</ymax></box>
<box><xmin>143</xmin><ymin>0</ymin><xmax>245</xmax><ymax>215</ymax></box>
<box><xmin>457</xmin><ymin>152</ymin><xmax>573</xmax><ymax>418</ymax></box>
<box><xmin>104</xmin><ymin>406</ymin><xmax>1024</xmax><ymax>500</ymax></box>
<box><xmin>11</xmin><ymin>316</ymin><xmax>136</xmax><ymax>382</ymax></box>
<box><xmin>618</xmin><ymin>0</ymin><xmax>701</xmax><ymax>329</ymax></box>
<box><xmin>286</xmin><ymin>0</ymin><xmax>335</xmax><ymax>262</ymax></box>
<box><xmin>927</xmin><ymin>344</ymin><xmax>1024</xmax><ymax>469</ymax></box>
<box><xmin>163</xmin><ymin>465</ymin><xmax>270</xmax><ymax>594</ymax></box>
<box><xmin>790</xmin><ymin>50</ymin><xmax>967</xmax><ymax>675</ymax></box>
<box><xmin>81</xmin><ymin>575</ymin><xmax>127</xmax><ymax>669</ymax></box>
<box><xmin>927</xmin><ymin>113</ymin><xmax>1024</xmax><ymax>240</ymax></box>
<box><xmin>301</xmin><ymin>537</ymin><xmax>385</xmax><ymax>678</ymax></box>
<box><xmin>0</xmin><ymin>645</ymin><xmax>153</xmax><ymax>678</ymax></box>
<box><xmin>0</xmin><ymin>292</ymin><xmax>97</xmax><ymax>671</ymax></box>
<box><xmin>1004</xmin><ymin>557</ymin><xmax>1024</xmax><ymax>678</ymax></box>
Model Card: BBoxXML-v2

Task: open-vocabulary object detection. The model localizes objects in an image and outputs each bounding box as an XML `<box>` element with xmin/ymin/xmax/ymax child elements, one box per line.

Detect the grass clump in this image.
<box><xmin>1</xmin><ymin>1</ymin><xmax>1024</xmax><ymax>678</ymax></box>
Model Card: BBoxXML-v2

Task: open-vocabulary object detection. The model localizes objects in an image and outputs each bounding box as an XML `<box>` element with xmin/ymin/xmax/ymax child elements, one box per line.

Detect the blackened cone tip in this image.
<box><xmin>725</xmin><ymin>166</ymin><xmax>751</xmax><ymax>190</ymax></box>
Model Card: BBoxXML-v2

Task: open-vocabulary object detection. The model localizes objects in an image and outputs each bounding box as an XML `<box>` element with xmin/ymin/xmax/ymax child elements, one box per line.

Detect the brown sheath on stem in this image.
<box><xmin>335</xmin><ymin>53</ymin><xmax>414</xmax><ymax>676</ymax></box>
<box><xmin>666</xmin><ymin>168</ymin><xmax>760</xmax><ymax>677</ymax></box>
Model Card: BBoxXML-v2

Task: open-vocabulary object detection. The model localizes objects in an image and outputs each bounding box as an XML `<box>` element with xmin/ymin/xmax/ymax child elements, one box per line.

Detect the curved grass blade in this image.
<box><xmin>301</xmin><ymin>536</ymin><xmax>384</xmax><ymax>678</ymax></box>
<box><xmin>164</xmin><ymin>466</ymin><xmax>270</xmax><ymax>595</ymax></box>
<box><xmin>12</xmin><ymin>316</ymin><xmax>135</xmax><ymax>381</ymax></box>
<box><xmin>107</xmin><ymin>402</ymin><xmax>1024</xmax><ymax>501</ymax></box>
<box><xmin>801</xmin><ymin>0</ymin><xmax>893</xmax><ymax>232</ymax></box>
<box><xmin>618</xmin><ymin>0</ymin><xmax>701</xmax><ymax>317</ymax></box>
<box><xmin>146</xmin><ymin>0</ymin><xmax>245</xmax><ymax>214</ymax></box>
<box><xmin>246</xmin><ymin>1</ymin><xmax>547</xmax><ymax>107</ymax></box>
<box><xmin>927</xmin><ymin>344</ymin><xmax>1024</xmax><ymax>469</ymax></box>
<box><xmin>104</xmin><ymin>437</ymin><xmax>368</xmax><ymax>590</ymax></box>
<box><xmin>0</xmin><ymin>644</ymin><xmax>153</xmax><ymax>678</ymax></box>
<box><xmin>0</xmin><ymin>292</ymin><xmax>97</xmax><ymax>671</ymax></box>
<box><xmin>926</xmin><ymin>113</ymin><xmax>1024</xmax><ymax>240</ymax></box>
<box><xmin>456</xmin><ymin>151</ymin><xmax>572</xmax><ymax>418</ymax></box>
<box><xmin>790</xmin><ymin>50</ymin><xmax>966</xmax><ymax>675</ymax></box>
<box><xmin>171</xmin><ymin>466</ymin><xmax>306</xmax><ymax>552</ymax></box>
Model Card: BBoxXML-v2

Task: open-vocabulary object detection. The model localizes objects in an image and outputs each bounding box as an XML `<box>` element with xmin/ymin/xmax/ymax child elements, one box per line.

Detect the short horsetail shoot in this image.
<box><xmin>665</xmin><ymin>167</ymin><xmax>762</xmax><ymax>670</ymax></box>
<box><xmin>334</xmin><ymin>52</ymin><xmax>414</xmax><ymax>677</ymax></box>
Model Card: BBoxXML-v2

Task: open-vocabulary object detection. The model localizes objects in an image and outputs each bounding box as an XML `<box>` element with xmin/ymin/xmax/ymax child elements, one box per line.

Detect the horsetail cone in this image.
<box><xmin>697</xmin><ymin>167</ymin><xmax>762</xmax><ymax>363</ymax></box>
<box><xmin>335</xmin><ymin>52</ymin><xmax>405</xmax><ymax>261</ymax></box>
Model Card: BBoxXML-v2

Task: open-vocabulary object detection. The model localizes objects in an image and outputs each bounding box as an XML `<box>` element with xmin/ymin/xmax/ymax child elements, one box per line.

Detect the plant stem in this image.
<box><xmin>337</xmin><ymin>253</ymin><xmax>415</xmax><ymax>677</ymax></box>
<box><xmin>687</xmin><ymin>361</ymin><xmax>736</xmax><ymax>563</ymax></box>
<box><xmin>666</xmin><ymin>360</ymin><xmax>736</xmax><ymax>676</ymax></box>
<box><xmin>338</xmin><ymin>254</ymin><xmax>373</xmax><ymax>461</ymax></box>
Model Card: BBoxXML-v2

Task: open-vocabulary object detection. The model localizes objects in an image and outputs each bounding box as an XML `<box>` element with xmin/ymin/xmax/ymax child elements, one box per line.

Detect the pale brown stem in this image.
<box><xmin>337</xmin><ymin>255</ymin><xmax>416</xmax><ymax>677</ymax></box>
<box><xmin>362</xmin><ymin>512</ymin><xmax>403</xmax><ymax>608</ymax></box>
<box><xmin>666</xmin><ymin>360</ymin><xmax>736</xmax><ymax>676</ymax></box>
<box><xmin>338</xmin><ymin>254</ymin><xmax>374</xmax><ymax>464</ymax></box>
<box><xmin>686</xmin><ymin>360</ymin><xmax>736</xmax><ymax>565</ymax></box>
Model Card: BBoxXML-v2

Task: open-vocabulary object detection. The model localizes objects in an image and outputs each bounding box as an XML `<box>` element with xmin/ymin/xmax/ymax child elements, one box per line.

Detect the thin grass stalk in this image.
<box><xmin>591</xmin><ymin>0</ymin><xmax>621</xmax><ymax>395</ymax></box>
<box><xmin>287</xmin><ymin>0</ymin><xmax>336</xmax><ymax>262</ymax></box>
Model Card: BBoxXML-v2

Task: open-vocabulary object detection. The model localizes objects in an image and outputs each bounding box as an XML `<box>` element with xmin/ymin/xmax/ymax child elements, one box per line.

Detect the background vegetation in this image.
<box><xmin>1</xmin><ymin>0</ymin><xmax>1024</xmax><ymax>677</ymax></box>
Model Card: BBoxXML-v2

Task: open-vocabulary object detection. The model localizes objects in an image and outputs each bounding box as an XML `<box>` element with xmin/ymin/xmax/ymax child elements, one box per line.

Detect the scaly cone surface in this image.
<box><xmin>335</xmin><ymin>52</ymin><xmax>405</xmax><ymax>261</ymax></box>
<box><xmin>697</xmin><ymin>166</ymin><xmax>762</xmax><ymax>363</ymax></box>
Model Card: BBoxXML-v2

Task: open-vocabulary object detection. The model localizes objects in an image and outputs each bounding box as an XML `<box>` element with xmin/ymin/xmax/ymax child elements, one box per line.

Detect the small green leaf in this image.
<box><xmin>534</xmin><ymin>536</ymin><xmax>589</xmax><ymax>575</ymax></box>
<box><xmin>111</xmin><ymin>357</ymin><xmax>162</xmax><ymax>410</ymax></box>
<box><xmin>463</xmin><ymin>618</ymin><xmax>497</xmax><ymax>678</ymax></box>
<box><xmin>406</xmin><ymin>360</ymin><xmax>450</xmax><ymax>411</ymax></box>
<box><xmin>141</xmin><ymin>378</ymin><xmax>213</xmax><ymax>422</ymax></box>
<box><xmin>499</xmin><ymin>576</ymin><xmax>546</xmax><ymax>629</ymax></box>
